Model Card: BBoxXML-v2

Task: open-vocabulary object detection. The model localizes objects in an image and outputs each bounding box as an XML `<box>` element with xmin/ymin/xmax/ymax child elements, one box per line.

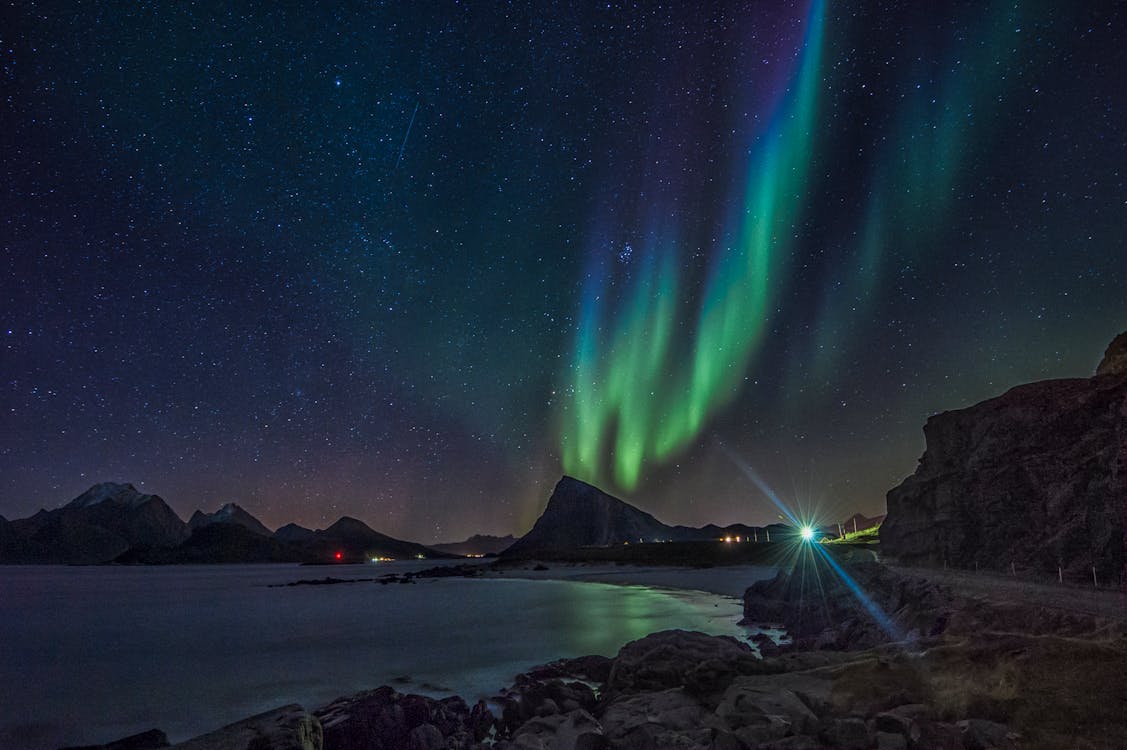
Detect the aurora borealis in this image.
<box><xmin>3</xmin><ymin>1</ymin><xmax>1125</xmax><ymax>542</ymax></box>
<box><xmin>561</xmin><ymin>0</ymin><xmax>825</xmax><ymax>490</ymax></box>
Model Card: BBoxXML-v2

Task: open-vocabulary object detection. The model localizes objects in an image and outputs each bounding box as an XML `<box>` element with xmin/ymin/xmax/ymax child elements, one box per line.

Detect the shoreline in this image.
<box><xmin>478</xmin><ymin>560</ymin><xmax>779</xmax><ymax>599</ymax></box>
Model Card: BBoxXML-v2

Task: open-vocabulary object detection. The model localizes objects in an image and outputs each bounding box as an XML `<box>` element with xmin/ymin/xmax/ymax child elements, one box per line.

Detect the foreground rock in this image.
<box><xmin>743</xmin><ymin>551</ymin><xmax>954</xmax><ymax>650</ymax></box>
<box><xmin>60</xmin><ymin>729</ymin><xmax>170</xmax><ymax>750</ymax></box>
<box><xmin>881</xmin><ymin>332</ymin><xmax>1127</xmax><ymax>582</ymax></box>
<box><xmin>169</xmin><ymin>705</ymin><xmax>320</xmax><ymax>750</ymax></box>
<box><xmin>96</xmin><ymin>611</ymin><xmax>1127</xmax><ymax>750</ymax></box>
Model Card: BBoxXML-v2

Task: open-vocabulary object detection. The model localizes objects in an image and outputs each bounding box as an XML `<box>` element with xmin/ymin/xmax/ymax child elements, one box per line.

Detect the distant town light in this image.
<box><xmin>335</xmin><ymin>551</ymin><xmax>343</xmax><ymax>560</ymax></box>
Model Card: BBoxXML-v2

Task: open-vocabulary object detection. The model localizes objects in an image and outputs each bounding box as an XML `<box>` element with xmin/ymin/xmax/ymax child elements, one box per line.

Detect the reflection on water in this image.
<box><xmin>0</xmin><ymin>564</ymin><xmax>747</xmax><ymax>750</ymax></box>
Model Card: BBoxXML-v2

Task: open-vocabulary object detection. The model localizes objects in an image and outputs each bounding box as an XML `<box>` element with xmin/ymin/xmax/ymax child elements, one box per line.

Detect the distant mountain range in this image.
<box><xmin>431</xmin><ymin>534</ymin><xmax>516</xmax><ymax>556</ymax></box>
<box><xmin>0</xmin><ymin>477</ymin><xmax>878</xmax><ymax>564</ymax></box>
<box><xmin>0</xmin><ymin>482</ymin><xmax>453</xmax><ymax>565</ymax></box>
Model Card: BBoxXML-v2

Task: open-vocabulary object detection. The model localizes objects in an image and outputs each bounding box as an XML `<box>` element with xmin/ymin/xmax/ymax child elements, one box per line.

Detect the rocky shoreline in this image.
<box><xmin>66</xmin><ymin>551</ymin><xmax>1127</xmax><ymax>750</ymax></box>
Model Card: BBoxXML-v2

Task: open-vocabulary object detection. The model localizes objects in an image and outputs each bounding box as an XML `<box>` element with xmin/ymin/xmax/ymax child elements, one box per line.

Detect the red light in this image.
<box><xmin>335</xmin><ymin>551</ymin><xmax>342</xmax><ymax>560</ymax></box>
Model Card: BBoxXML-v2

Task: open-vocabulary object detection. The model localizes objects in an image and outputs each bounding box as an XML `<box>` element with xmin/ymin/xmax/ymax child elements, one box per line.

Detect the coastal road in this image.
<box><xmin>889</xmin><ymin>564</ymin><xmax>1127</xmax><ymax>623</ymax></box>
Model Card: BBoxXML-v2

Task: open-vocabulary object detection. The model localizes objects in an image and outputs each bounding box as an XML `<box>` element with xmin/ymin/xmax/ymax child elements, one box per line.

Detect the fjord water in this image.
<box><xmin>1</xmin><ymin>563</ymin><xmax>747</xmax><ymax>750</ymax></box>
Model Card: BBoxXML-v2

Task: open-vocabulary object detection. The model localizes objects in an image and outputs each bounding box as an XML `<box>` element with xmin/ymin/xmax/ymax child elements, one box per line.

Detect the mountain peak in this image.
<box><xmin>65</xmin><ymin>482</ymin><xmax>152</xmax><ymax>510</ymax></box>
<box><xmin>188</xmin><ymin>503</ymin><xmax>272</xmax><ymax>536</ymax></box>
<box><xmin>503</xmin><ymin>476</ymin><xmax>670</xmax><ymax>557</ymax></box>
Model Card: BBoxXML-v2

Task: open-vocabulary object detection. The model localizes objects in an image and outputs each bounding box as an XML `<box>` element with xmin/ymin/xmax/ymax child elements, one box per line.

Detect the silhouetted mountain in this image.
<box><xmin>503</xmin><ymin>477</ymin><xmax>676</xmax><ymax>557</ymax></box>
<box><xmin>1</xmin><ymin>482</ymin><xmax>189</xmax><ymax>564</ymax></box>
<box><xmin>118</xmin><ymin>523</ymin><xmax>301</xmax><ymax>564</ymax></box>
<box><xmin>306</xmin><ymin>517</ymin><xmax>453</xmax><ymax>563</ymax></box>
<box><xmin>431</xmin><ymin>534</ymin><xmax>516</xmax><ymax>556</ymax></box>
<box><xmin>273</xmin><ymin>523</ymin><xmax>316</xmax><ymax>543</ymax></box>
<box><xmin>188</xmin><ymin>503</ymin><xmax>272</xmax><ymax>537</ymax></box>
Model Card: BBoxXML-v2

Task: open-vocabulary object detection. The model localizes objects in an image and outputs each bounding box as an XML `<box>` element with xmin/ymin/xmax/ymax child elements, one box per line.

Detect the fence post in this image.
<box><xmin>1058</xmin><ymin>567</ymin><xmax>1063</xmax><ymax>584</ymax></box>
<box><xmin>1092</xmin><ymin>566</ymin><xmax>1098</xmax><ymax>588</ymax></box>
<box><xmin>766</xmin><ymin>529</ymin><xmax>771</xmax><ymax>543</ymax></box>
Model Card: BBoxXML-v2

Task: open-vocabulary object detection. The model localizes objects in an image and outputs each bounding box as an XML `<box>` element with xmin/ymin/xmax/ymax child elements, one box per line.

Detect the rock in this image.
<box><xmin>711</xmin><ymin>674</ymin><xmax>830</xmax><ymax>741</ymax></box>
<box><xmin>876</xmin><ymin>730</ymin><xmax>909</xmax><ymax>749</ymax></box>
<box><xmin>743</xmin><ymin>555</ymin><xmax>954</xmax><ymax>650</ymax></box>
<box><xmin>873</xmin><ymin>709</ymin><xmax>920</xmax><ymax>744</ymax></box>
<box><xmin>407</xmin><ymin>723</ymin><xmax>444</xmax><ymax>750</ymax></box>
<box><xmin>600</xmin><ymin>689</ymin><xmax>711</xmax><ymax>749</ymax></box>
<box><xmin>607</xmin><ymin>630</ymin><xmax>766</xmax><ymax>694</ymax></box>
<box><xmin>958</xmin><ymin>718</ymin><xmax>1011</xmax><ymax>750</ymax></box>
<box><xmin>755</xmin><ymin>737</ymin><xmax>825</xmax><ymax>750</ymax></box>
<box><xmin>60</xmin><ymin>728</ymin><xmax>170</xmax><ymax>750</ymax></box>
<box><xmin>881</xmin><ymin>341</ymin><xmax>1127</xmax><ymax>581</ymax></box>
<box><xmin>1096</xmin><ymin>331</ymin><xmax>1127</xmax><ymax>375</ymax></box>
<box><xmin>819</xmin><ymin>717</ymin><xmax>871</xmax><ymax>750</ymax></box>
<box><xmin>510</xmin><ymin>710</ymin><xmax>603</xmax><ymax>750</ymax></box>
<box><xmin>469</xmin><ymin>700</ymin><xmax>495</xmax><ymax>741</ymax></box>
<box><xmin>315</xmin><ymin>688</ymin><xmax>475</xmax><ymax>750</ymax></box>
<box><xmin>170</xmin><ymin>704</ymin><xmax>321</xmax><ymax>750</ymax></box>
<box><xmin>525</xmin><ymin>655</ymin><xmax>613</xmax><ymax>684</ymax></box>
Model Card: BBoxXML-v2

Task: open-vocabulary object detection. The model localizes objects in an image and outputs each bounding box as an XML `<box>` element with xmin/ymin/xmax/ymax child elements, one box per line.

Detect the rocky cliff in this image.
<box><xmin>881</xmin><ymin>335</ymin><xmax>1127</xmax><ymax>582</ymax></box>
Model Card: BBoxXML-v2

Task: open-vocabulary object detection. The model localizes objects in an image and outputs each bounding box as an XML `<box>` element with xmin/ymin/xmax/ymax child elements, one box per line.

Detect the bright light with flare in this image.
<box><xmin>800</xmin><ymin>526</ymin><xmax>814</xmax><ymax>542</ymax></box>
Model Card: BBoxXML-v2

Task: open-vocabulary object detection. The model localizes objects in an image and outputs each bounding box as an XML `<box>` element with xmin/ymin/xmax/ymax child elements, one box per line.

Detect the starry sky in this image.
<box><xmin>3</xmin><ymin>1</ymin><xmax>1125</xmax><ymax>543</ymax></box>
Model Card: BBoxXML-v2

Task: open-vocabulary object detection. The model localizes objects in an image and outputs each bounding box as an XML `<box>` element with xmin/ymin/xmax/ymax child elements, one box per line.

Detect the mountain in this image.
<box><xmin>0</xmin><ymin>483</ymin><xmax>460</xmax><ymax>565</ymax></box>
<box><xmin>881</xmin><ymin>332</ymin><xmax>1127</xmax><ymax>581</ymax></box>
<box><xmin>307</xmin><ymin>517</ymin><xmax>453</xmax><ymax>563</ymax></box>
<box><xmin>118</xmin><ymin>524</ymin><xmax>301</xmax><ymax>564</ymax></box>
<box><xmin>502</xmin><ymin>476</ymin><xmax>677</xmax><ymax>557</ymax></box>
<box><xmin>1</xmin><ymin>482</ymin><xmax>189</xmax><ymax>564</ymax></box>
<box><xmin>431</xmin><ymin>534</ymin><xmax>516</xmax><ymax>556</ymax></box>
<box><xmin>188</xmin><ymin>503</ymin><xmax>272</xmax><ymax>537</ymax></box>
<box><xmin>273</xmin><ymin>523</ymin><xmax>316</xmax><ymax>543</ymax></box>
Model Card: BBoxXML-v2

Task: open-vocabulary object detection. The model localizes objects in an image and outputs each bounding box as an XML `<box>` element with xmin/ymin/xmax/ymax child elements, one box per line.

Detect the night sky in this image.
<box><xmin>3</xmin><ymin>1</ymin><xmax>1125</xmax><ymax>543</ymax></box>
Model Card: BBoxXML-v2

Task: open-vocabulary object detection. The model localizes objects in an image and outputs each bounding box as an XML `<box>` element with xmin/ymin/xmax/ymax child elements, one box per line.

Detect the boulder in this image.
<box><xmin>599</xmin><ymin>689</ymin><xmax>712</xmax><ymax>749</ymax></box>
<box><xmin>170</xmin><ymin>705</ymin><xmax>320</xmax><ymax>750</ymax></box>
<box><xmin>509</xmin><ymin>709</ymin><xmax>603</xmax><ymax>750</ymax></box>
<box><xmin>607</xmin><ymin>630</ymin><xmax>767</xmax><ymax>694</ymax></box>
<box><xmin>315</xmin><ymin>688</ymin><xmax>477</xmax><ymax>750</ymax></box>
<box><xmin>818</xmin><ymin>717</ymin><xmax>871</xmax><ymax>750</ymax></box>
<box><xmin>743</xmin><ymin>555</ymin><xmax>953</xmax><ymax>649</ymax></box>
<box><xmin>711</xmin><ymin>674</ymin><xmax>826</xmax><ymax>745</ymax></box>
<box><xmin>958</xmin><ymin>718</ymin><xmax>1013</xmax><ymax>750</ymax></box>
<box><xmin>60</xmin><ymin>728</ymin><xmax>170</xmax><ymax>750</ymax></box>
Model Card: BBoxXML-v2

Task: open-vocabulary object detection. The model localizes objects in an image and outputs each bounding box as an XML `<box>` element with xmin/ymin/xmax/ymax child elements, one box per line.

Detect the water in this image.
<box><xmin>0</xmin><ymin>563</ymin><xmax>750</xmax><ymax>749</ymax></box>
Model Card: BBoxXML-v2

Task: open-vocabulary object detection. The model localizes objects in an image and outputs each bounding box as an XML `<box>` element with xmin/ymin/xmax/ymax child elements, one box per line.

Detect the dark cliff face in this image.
<box><xmin>881</xmin><ymin>370</ymin><xmax>1127</xmax><ymax>580</ymax></box>
<box><xmin>502</xmin><ymin>476</ymin><xmax>672</xmax><ymax>557</ymax></box>
<box><xmin>1097</xmin><ymin>331</ymin><xmax>1127</xmax><ymax>376</ymax></box>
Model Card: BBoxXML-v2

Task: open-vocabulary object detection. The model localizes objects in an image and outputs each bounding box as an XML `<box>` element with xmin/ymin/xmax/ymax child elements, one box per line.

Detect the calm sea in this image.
<box><xmin>0</xmin><ymin>562</ymin><xmax>752</xmax><ymax>749</ymax></box>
